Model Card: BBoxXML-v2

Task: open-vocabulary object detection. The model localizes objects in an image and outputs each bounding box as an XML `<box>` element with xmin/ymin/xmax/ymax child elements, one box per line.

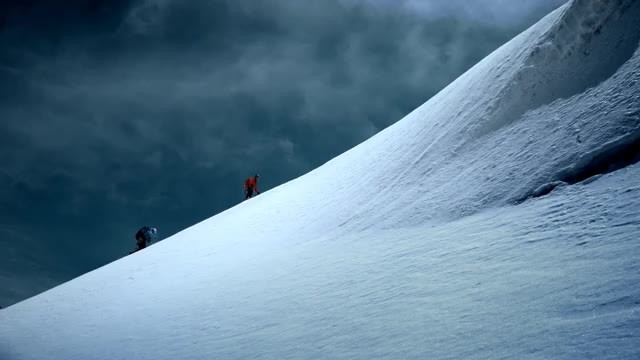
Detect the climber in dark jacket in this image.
<box><xmin>130</xmin><ymin>226</ymin><xmax>157</xmax><ymax>254</ymax></box>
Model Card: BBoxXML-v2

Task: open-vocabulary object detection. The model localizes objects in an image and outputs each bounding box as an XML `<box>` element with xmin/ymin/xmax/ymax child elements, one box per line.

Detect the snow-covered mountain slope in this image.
<box><xmin>2</xmin><ymin>0</ymin><xmax>640</xmax><ymax>359</ymax></box>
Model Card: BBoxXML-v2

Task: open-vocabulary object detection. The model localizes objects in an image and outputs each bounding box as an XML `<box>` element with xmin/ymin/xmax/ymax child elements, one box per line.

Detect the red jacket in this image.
<box><xmin>244</xmin><ymin>177</ymin><xmax>260</xmax><ymax>192</ymax></box>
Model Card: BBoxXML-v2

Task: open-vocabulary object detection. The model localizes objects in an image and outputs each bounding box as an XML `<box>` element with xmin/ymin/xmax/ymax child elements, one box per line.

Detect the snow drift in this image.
<box><xmin>2</xmin><ymin>0</ymin><xmax>640</xmax><ymax>359</ymax></box>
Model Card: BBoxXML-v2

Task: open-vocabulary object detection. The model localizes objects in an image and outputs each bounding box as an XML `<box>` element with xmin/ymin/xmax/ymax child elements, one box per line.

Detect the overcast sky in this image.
<box><xmin>0</xmin><ymin>0</ymin><xmax>567</xmax><ymax>306</ymax></box>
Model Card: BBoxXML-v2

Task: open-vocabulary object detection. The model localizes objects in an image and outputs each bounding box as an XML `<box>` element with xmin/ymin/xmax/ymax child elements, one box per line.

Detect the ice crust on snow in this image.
<box><xmin>1</xmin><ymin>0</ymin><xmax>640</xmax><ymax>359</ymax></box>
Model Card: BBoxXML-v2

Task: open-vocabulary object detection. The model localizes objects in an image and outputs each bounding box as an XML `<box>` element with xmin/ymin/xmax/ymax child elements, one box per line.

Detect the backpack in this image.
<box><xmin>137</xmin><ymin>226</ymin><xmax>158</xmax><ymax>243</ymax></box>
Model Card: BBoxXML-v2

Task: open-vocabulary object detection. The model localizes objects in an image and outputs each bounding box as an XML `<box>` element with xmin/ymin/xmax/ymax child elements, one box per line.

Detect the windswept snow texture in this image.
<box><xmin>2</xmin><ymin>0</ymin><xmax>640</xmax><ymax>359</ymax></box>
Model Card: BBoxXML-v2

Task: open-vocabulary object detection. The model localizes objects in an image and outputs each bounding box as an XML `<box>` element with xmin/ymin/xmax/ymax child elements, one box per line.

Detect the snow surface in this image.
<box><xmin>2</xmin><ymin>0</ymin><xmax>640</xmax><ymax>359</ymax></box>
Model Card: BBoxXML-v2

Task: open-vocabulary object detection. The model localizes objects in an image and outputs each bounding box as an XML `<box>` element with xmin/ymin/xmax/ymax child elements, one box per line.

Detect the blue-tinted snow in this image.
<box><xmin>1</xmin><ymin>0</ymin><xmax>639</xmax><ymax>359</ymax></box>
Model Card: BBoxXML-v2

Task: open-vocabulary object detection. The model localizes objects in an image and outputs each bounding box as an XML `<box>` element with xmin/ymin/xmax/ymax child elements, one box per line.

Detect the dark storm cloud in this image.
<box><xmin>0</xmin><ymin>0</ymin><xmax>566</xmax><ymax>306</ymax></box>
<box><xmin>356</xmin><ymin>0</ymin><xmax>568</xmax><ymax>25</ymax></box>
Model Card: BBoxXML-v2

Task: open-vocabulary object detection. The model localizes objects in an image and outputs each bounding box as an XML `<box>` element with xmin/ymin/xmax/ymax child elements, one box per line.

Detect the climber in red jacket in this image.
<box><xmin>244</xmin><ymin>174</ymin><xmax>261</xmax><ymax>200</ymax></box>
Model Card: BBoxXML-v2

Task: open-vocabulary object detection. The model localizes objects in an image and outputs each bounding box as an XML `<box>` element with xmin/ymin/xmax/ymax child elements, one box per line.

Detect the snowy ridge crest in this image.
<box><xmin>318</xmin><ymin>0</ymin><xmax>640</xmax><ymax>229</ymax></box>
<box><xmin>474</xmin><ymin>0</ymin><xmax>640</xmax><ymax>138</ymax></box>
